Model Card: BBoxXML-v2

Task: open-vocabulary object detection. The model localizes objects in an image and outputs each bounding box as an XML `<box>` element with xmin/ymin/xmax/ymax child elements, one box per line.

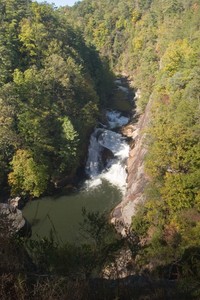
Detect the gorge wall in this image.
<box><xmin>112</xmin><ymin>96</ymin><xmax>152</xmax><ymax>230</ymax></box>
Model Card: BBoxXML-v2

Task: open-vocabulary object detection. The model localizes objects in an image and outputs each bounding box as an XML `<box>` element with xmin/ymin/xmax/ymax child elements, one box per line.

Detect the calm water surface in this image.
<box><xmin>23</xmin><ymin>181</ymin><xmax>122</xmax><ymax>243</ymax></box>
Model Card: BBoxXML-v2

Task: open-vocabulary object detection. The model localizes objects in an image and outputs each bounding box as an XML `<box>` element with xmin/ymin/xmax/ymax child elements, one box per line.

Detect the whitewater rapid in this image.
<box><xmin>22</xmin><ymin>80</ymin><xmax>132</xmax><ymax>243</ymax></box>
<box><xmin>85</xmin><ymin>110</ymin><xmax>130</xmax><ymax>194</ymax></box>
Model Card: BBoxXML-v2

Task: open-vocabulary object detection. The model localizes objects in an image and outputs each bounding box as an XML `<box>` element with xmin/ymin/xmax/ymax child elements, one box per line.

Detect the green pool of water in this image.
<box><xmin>23</xmin><ymin>180</ymin><xmax>122</xmax><ymax>244</ymax></box>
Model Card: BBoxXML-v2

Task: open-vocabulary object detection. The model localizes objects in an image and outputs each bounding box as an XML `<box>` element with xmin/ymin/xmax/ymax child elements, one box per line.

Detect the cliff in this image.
<box><xmin>111</xmin><ymin>97</ymin><xmax>152</xmax><ymax>230</ymax></box>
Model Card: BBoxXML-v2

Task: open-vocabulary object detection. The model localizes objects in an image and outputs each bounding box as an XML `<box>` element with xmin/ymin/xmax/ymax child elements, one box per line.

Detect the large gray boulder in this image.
<box><xmin>0</xmin><ymin>203</ymin><xmax>26</xmax><ymax>236</ymax></box>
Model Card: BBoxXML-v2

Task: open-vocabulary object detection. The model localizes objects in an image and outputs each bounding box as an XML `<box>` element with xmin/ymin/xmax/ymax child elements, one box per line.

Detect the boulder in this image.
<box><xmin>0</xmin><ymin>203</ymin><xmax>31</xmax><ymax>237</ymax></box>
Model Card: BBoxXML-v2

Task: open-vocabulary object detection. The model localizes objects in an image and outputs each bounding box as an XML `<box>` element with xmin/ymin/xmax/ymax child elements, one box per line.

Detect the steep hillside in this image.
<box><xmin>0</xmin><ymin>0</ymin><xmax>200</xmax><ymax>297</ymax></box>
<box><xmin>0</xmin><ymin>0</ymin><xmax>113</xmax><ymax>198</ymax></box>
<box><xmin>68</xmin><ymin>0</ymin><xmax>200</xmax><ymax>281</ymax></box>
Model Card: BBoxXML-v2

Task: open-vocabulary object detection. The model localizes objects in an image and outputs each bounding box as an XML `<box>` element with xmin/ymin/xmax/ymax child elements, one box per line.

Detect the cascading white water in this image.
<box><xmin>85</xmin><ymin>128</ymin><xmax>104</xmax><ymax>177</ymax></box>
<box><xmin>85</xmin><ymin>111</ymin><xmax>130</xmax><ymax>193</ymax></box>
<box><xmin>106</xmin><ymin>111</ymin><xmax>129</xmax><ymax>129</ymax></box>
<box><xmin>23</xmin><ymin>83</ymin><xmax>132</xmax><ymax>242</ymax></box>
<box><xmin>98</xmin><ymin>130</ymin><xmax>129</xmax><ymax>158</ymax></box>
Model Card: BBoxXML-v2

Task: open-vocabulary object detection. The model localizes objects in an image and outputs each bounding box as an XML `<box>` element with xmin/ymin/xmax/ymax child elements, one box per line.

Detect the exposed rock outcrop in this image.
<box><xmin>112</xmin><ymin>98</ymin><xmax>152</xmax><ymax>230</ymax></box>
<box><xmin>0</xmin><ymin>203</ymin><xmax>31</xmax><ymax>237</ymax></box>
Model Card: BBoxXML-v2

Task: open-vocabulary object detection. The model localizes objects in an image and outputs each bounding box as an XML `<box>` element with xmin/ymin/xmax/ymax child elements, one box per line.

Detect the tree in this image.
<box><xmin>8</xmin><ymin>149</ymin><xmax>49</xmax><ymax>197</ymax></box>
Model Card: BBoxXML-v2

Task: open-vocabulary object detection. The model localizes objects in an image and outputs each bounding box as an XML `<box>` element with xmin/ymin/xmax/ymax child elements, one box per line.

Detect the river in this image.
<box><xmin>23</xmin><ymin>81</ymin><xmax>132</xmax><ymax>244</ymax></box>
<box><xmin>23</xmin><ymin>183</ymin><xmax>122</xmax><ymax>243</ymax></box>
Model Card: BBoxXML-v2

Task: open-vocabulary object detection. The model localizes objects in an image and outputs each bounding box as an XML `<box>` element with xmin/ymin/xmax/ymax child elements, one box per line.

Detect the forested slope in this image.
<box><xmin>0</xmin><ymin>0</ymin><xmax>113</xmax><ymax>198</ymax></box>
<box><xmin>67</xmin><ymin>0</ymin><xmax>200</xmax><ymax>281</ymax></box>
<box><xmin>0</xmin><ymin>0</ymin><xmax>200</xmax><ymax>297</ymax></box>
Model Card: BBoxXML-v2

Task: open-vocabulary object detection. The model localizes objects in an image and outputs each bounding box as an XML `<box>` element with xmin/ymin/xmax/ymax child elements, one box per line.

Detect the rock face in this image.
<box><xmin>0</xmin><ymin>203</ymin><xmax>30</xmax><ymax>237</ymax></box>
<box><xmin>102</xmin><ymin>248</ymin><xmax>135</xmax><ymax>279</ymax></box>
<box><xmin>111</xmin><ymin>98</ymin><xmax>152</xmax><ymax>230</ymax></box>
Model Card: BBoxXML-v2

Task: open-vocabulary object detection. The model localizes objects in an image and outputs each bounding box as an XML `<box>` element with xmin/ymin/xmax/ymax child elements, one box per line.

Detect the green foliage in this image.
<box><xmin>80</xmin><ymin>208</ymin><xmax>116</xmax><ymax>246</ymax></box>
<box><xmin>0</xmin><ymin>0</ymin><xmax>113</xmax><ymax>196</ymax></box>
<box><xmin>64</xmin><ymin>0</ymin><xmax>196</xmax><ymax>277</ymax></box>
<box><xmin>8</xmin><ymin>149</ymin><xmax>49</xmax><ymax>197</ymax></box>
<box><xmin>24</xmin><ymin>209</ymin><xmax>123</xmax><ymax>278</ymax></box>
<box><xmin>1</xmin><ymin>0</ymin><xmax>200</xmax><ymax>288</ymax></box>
<box><xmin>161</xmin><ymin>39</ymin><xmax>195</xmax><ymax>76</ymax></box>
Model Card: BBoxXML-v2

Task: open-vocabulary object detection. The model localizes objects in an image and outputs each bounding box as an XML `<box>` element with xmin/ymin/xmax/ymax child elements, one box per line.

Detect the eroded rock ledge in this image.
<box><xmin>111</xmin><ymin>98</ymin><xmax>152</xmax><ymax>231</ymax></box>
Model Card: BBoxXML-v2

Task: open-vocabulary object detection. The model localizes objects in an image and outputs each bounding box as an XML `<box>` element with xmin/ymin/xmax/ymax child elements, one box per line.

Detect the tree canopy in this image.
<box><xmin>0</xmin><ymin>0</ymin><xmax>200</xmax><ymax>294</ymax></box>
<box><xmin>65</xmin><ymin>0</ymin><xmax>200</xmax><ymax>286</ymax></box>
<box><xmin>0</xmin><ymin>0</ymin><xmax>113</xmax><ymax>197</ymax></box>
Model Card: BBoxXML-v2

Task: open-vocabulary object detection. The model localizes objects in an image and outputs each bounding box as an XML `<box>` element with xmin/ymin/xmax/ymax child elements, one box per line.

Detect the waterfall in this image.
<box><xmin>85</xmin><ymin>128</ymin><xmax>104</xmax><ymax>177</ymax></box>
<box><xmin>85</xmin><ymin>111</ymin><xmax>130</xmax><ymax>193</ymax></box>
<box><xmin>22</xmin><ymin>81</ymin><xmax>133</xmax><ymax>243</ymax></box>
<box><xmin>106</xmin><ymin>111</ymin><xmax>129</xmax><ymax>129</ymax></box>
